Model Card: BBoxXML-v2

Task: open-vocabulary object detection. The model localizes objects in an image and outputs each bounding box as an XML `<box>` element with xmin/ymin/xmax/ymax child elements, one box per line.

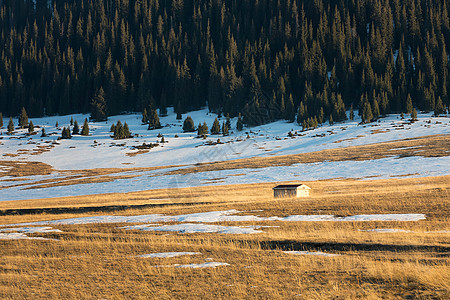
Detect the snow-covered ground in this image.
<box><xmin>1</xmin><ymin>108</ymin><xmax>449</xmax><ymax>200</ymax></box>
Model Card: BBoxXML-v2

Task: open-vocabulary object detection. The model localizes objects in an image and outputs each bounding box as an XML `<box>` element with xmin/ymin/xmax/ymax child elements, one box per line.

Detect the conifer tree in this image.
<box><xmin>70</xmin><ymin>117</ymin><xmax>74</xmax><ymax>126</ymax></box>
<box><xmin>19</xmin><ymin>107</ymin><xmax>28</xmax><ymax>128</ymax></box>
<box><xmin>142</xmin><ymin>108</ymin><xmax>148</xmax><ymax>124</ymax></box>
<box><xmin>183</xmin><ymin>116</ymin><xmax>195</xmax><ymax>132</ymax></box>
<box><xmin>7</xmin><ymin>117</ymin><xmax>14</xmax><ymax>134</ymax></box>
<box><xmin>28</xmin><ymin>121</ymin><xmax>34</xmax><ymax>133</ymax></box>
<box><xmin>0</xmin><ymin>113</ymin><xmax>3</xmax><ymax>128</ymax></box>
<box><xmin>434</xmin><ymin>97</ymin><xmax>445</xmax><ymax>116</ymax></box>
<box><xmin>197</xmin><ymin>122</ymin><xmax>208</xmax><ymax>136</ymax></box>
<box><xmin>61</xmin><ymin>127</ymin><xmax>72</xmax><ymax>139</ymax></box>
<box><xmin>41</xmin><ymin>127</ymin><xmax>47</xmax><ymax>137</ymax></box>
<box><xmin>110</xmin><ymin>124</ymin><xmax>116</xmax><ymax>132</ymax></box>
<box><xmin>55</xmin><ymin>121</ymin><xmax>59</xmax><ymax>128</ymax></box>
<box><xmin>225</xmin><ymin>113</ymin><xmax>231</xmax><ymax>129</ymax></box>
<box><xmin>349</xmin><ymin>105</ymin><xmax>355</xmax><ymax>121</ymax></box>
<box><xmin>72</xmin><ymin>120</ymin><xmax>79</xmax><ymax>135</ymax></box>
<box><xmin>123</xmin><ymin>122</ymin><xmax>131</xmax><ymax>138</ymax></box>
<box><xmin>411</xmin><ymin>108</ymin><xmax>418</xmax><ymax>120</ymax></box>
<box><xmin>148</xmin><ymin>109</ymin><xmax>162</xmax><ymax>130</ymax></box>
<box><xmin>211</xmin><ymin>117</ymin><xmax>220</xmax><ymax>134</ymax></box>
<box><xmin>362</xmin><ymin>101</ymin><xmax>373</xmax><ymax>123</ymax></box>
<box><xmin>236</xmin><ymin>113</ymin><xmax>243</xmax><ymax>131</ymax></box>
<box><xmin>406</xmin><ymin>94</ymin><xmax>413</xmax><ymax>114</ymax></box>
<box><xmin>372</xmin><ymin>100</ymin><xmax>380</xmax><ymax>120</ymax></box>
<box><xmin>222</xmin><ymin>121</ymin><xmax>229</xmax><ymax>136</ymax></box>
<box><xmin>81</xmin><ymin>119</ymin><xmax>89</xmax><ymax>136</ymax></box>
<box><xmin>90</xmin><ymin>87</ymin><xmax>107</xmax><ymax>121</ymax></box>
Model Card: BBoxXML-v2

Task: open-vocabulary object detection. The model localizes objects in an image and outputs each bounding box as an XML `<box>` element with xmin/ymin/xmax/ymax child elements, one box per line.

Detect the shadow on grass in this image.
<box><xmin>0</xmin><ymin>201</ymin><xmax>212</xmax><ymax>216</ymax></box>
<box><xmin>259</xmin><ymin>240</ymin><xmax>450</xmax><ymax>254</ymax></box>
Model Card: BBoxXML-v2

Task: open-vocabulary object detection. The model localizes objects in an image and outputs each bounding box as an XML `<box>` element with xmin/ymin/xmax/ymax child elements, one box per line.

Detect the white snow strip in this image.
<box><xmin>121</xmin><ymin>223</ymin><xmax>263</xmax><ymax>234</ymax></box>
<box><xmin>136</xmin><ymin>252</ymin><xmax>202</xmax><ymax>258</ymax></box>
<box><xmin>284</xmin><ymin>251</ymin><xmax>340</xmax><ymax>257</ymax></box>
<box><xmin>0</xmin><ymin>227</ymin><xmax>62</xmax><ymax>234</ymax></box>
<box><xmin>155</xmin><ymin>262</ymin><xmax>230</xmax><ymax>268</ymax></box>
<box><xmin>1</xmin><ymin>210</ymin><xmax>427</xmax><ymax>228</ymax></box>
<box><xmin>0</xmin><ymin>232</ymin><xmax>56</xmax><ymax>240</ymax></box>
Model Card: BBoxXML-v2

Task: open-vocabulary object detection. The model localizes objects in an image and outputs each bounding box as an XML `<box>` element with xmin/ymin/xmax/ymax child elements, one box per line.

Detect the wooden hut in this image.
<box><xmin>273</xmin><ymin>184</ymin><xmax>311</xmax><ymax>198</ymax></box>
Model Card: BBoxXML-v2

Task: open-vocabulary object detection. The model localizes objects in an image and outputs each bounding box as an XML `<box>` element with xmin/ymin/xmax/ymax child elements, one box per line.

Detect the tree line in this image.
<box><xmin>0</xmin><ymin>0</ymin><xmax>449</xmax><ymax>127</ymax></box>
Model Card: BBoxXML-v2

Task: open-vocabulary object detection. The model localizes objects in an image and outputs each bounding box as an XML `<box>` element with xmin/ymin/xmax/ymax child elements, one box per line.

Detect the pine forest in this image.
<box><xmin>0</xmin><ymin>0</ymin><xmax>449</xmax><ymax>126</ymax></box>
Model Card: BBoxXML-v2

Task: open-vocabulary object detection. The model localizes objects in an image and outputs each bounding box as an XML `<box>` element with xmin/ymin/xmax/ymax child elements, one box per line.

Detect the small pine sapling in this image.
<box><xmin>7</xmin><ymin>117</ymin><xmax>14</xmax><ymax>134</ymax></box>
<box><xmin>28</xmin><ymin>121</ymin><xmax>34</xmax><ymax>133</ymax></box>
<box><xmin>0</xmin><ymin>112</ymin><xmax>3</xmax><ymax>128</ymax></box>
<box><xmin>19</xmin><ymin>107</ymin><xmax>28</xmax><ymax>128</ymax></box>
<box><xmin>81</xmin><ymin>119</ymin><xmax>89</xmax><ymax>136</ymax></box>
<box><xmin>41</xmin><ymin>127</ymin><xmax>47</xmax><ymax>137</ymax></box>
<box><xmin>72</xmin><ymin>120</ymin><xmax>79</xmax><ymax>135</ymax></box>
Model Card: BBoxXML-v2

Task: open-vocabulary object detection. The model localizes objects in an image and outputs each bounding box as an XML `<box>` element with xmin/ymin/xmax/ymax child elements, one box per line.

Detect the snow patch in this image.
<box><xmin>155</xmin><ymin>262</ymin><xmax>230</xmax><ymax>268</ymax></box>
<box><xmin>284</xmin><ymin>251</ymin><xmax>339</xmax><ymax>257</ymax></box>
<box><xmin>0</xmin><ymin>232</ymin><xmax>56</xmax><ymax>240</ymax></box>
<box><xmin>121</xmin><ymin>223</ymin><xmax>263</xmax><ymax>234</ymax></box>
<box><xmin>136</xmin><ymin>252</ymin><xmax>202</xmax><ymax>258</ymax></box>
<box><xmin>1</xmin><ymin>210</ymin><xmax>427</xmax><ymax>229</ymax></box>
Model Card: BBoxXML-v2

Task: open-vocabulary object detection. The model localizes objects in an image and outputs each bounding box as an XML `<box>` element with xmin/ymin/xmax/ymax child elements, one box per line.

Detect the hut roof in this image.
<box><xmin>273</xmin><ymin>184</ymin><xmax>310</xmax><ymax>190</ymax></box>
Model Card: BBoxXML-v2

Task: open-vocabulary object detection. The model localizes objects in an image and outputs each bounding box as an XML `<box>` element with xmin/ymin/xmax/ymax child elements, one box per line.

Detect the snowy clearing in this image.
<box><xmin>0</xmin><ymin>108</ymin><xmax>449</xmax><ymax>201</ymax></box>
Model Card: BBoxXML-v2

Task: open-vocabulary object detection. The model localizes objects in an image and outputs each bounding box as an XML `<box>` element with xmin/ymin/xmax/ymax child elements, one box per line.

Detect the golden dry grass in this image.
<box><xmin>0</xmin><ymin>176</ymin><xmax>449</xmax><ymax>299</ymax></box>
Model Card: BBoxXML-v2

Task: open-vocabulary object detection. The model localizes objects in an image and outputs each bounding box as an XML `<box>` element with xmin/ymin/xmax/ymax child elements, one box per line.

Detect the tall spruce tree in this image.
<box><xmin>72</xmin><ymin>120</ymin><xmax>79</xmax><ymax>135</ymax></box>
<box><xmin>81</xmin><ymin>119</ymin><xmax>89</xmax><ymax>136</ymax></box>
<box><xmin>90</xmin><ymin>87</ymin><xmax>107</xmax><ymax>121</ymax></box>
<box><xmin>211</xmin><ymin>117</ymin><xmax>220</xmax><ymax>134</ymax></box>
<box><xmin>19</xmin><ymin>108</ymin><xmax>28</xmax><ymax>128</ymax></box>
<box><xmin>7</xmin><ymin>117</ymin><xmax>14</xmax><ymax>134</ymax></box>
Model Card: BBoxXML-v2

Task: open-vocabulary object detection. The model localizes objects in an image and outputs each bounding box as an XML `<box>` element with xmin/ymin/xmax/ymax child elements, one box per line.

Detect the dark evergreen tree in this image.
<box><xmin>406</xmin><ymin>94</ymin><xmax>413</xmax><ymax>114</ymax></box>
<box><xmin>411</xmin><ymin>108</ymin><xmax>418</xmax><ymax>120</ymax></box>
<box><xmin>72</xmin><ymin>120</ymin><xmax>79</xmax><ymax>135</ymax></box>
<box><xmin>61</xmin><ymin>127</ymin><xmax>72</xmax><ymax>139</ymax></box>
<box><xmin>19</xmin><ymin>108</ymin><xmax>28</xmax><ymax>128</ymax></box>
<box><xmin>349</xmin><ymin>105</ymin><xmax>354</xmax><ymax>121</ymax></box>
<box><xmin>222</xmin><ymin>122</ymin><xmax>229</xmax><ymax>136</ymax></box>
<box><xmin>7</xmin><ymin>117</ymin><xmax>14</xmax><ymax>134</ymax></box>
<box><xmin>90</xmin><ymin>87</ymin><xmax>107</xmax><ymax>122</ymax></box>
<box><xmin>236</xmin><ymin>113</ymin><xmax>243</xmax><ymax>131</ymax></box>
<box><xmin>197</xmin><ymin>122</ymin><xmax>208</xmax><ymax>136</ymax></box>
<box><xmin>435</xmin><ymin>97</ymin><xmax>445</xmax><ymax>116</ymax></box>
<box><xmin>225</xmin><ymin>114</ymin><xmax>231</xmax><ymax>130</ymax></box>
<box><xmin>142</xmin><ymin>108</ymin><xmax>148</xmax><ymax>124</ymax></box>
<box><xmin>148</xmin><ymin>109</ymin><xmax>162</xmax><ymax>130</ymax></box>
<box><xmin>81</xmin><ymin>119</ymin><xmax>89</xmax><ymax>136</ymax></box>
<box><xmin>362</xmin><ymin>101</ymin><xmax>374</xmax><ymax>123</ymax></box>
<box><xmin>0</xmin><ymin>113</ymin><xmax>3</xmax><ymax>128</ymax></box>
<box><xmin>28</xmin><ymin>121</ymin><xmax>34</xmax><ymax>133</ymax></box>
<box><xmin>211</xmin><ymin>117</ymin><xmax>221</xmax><ymax>134</ymax></box>
<box><xmin>41</xmin><ymin>127</ymin><xmax>47</xmax><ymax>137</ymax></box>
<box><xmin>183</xmin><ymin>116</ymin><xmax>195</xmax><ymax>132</ymax></box>
<box><xmin>123</xmin><ymin>122</ymin><xmax>131</xmax><ymax>138</ymax></box>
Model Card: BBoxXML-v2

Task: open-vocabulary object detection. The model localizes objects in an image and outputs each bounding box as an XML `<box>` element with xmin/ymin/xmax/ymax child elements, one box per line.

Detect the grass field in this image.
<box><xmin>1</xmin><ymin>175</ymin><xmax>449</xmax><ymax>299</ymax></box>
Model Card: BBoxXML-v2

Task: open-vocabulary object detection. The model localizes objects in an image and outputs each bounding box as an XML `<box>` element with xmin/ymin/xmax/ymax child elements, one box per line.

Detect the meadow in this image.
<box><xmin>1</xmin><ymin>175</ymin><xmax>449</xmax><ymax>299</ymax></box>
